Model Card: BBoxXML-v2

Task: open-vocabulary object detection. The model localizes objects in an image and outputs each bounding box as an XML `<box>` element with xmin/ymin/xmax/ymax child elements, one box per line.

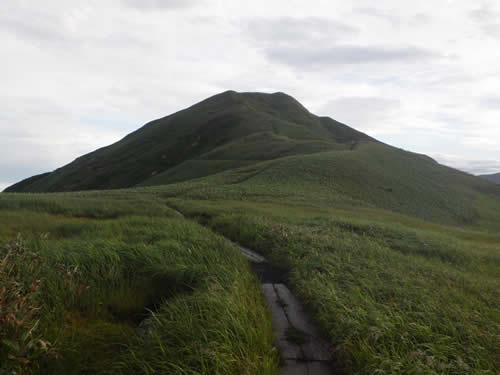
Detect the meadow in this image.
<box><xmin>2</xmin><ymin>147</ymin><xmax>500</xmax><ymax>374</ymax></box>
<box><xmin>0</xmin><ymin>192</ymin><xmax>278</xmax><ymax>375</ymax></box>
<box><xmin>155</xmin><ymin>173</ymin><xmax>499</xmax><ymax>375</ymax></box>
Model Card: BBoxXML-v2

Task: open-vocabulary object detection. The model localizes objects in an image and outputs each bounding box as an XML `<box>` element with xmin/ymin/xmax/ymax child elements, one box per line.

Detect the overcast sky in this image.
<box><xmin>1</xmin><ymin>0</ymin><xmax>500</xmax><ymax>190</ymax></box>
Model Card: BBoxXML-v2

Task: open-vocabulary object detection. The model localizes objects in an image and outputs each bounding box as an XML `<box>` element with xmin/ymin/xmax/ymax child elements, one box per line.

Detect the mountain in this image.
<box><xmin>479</xmin><ymin>172</ymin><xmax>500</xmax><ymax>183</ymax></box>
<box><xmin>5</xmin><ymin>90</ymin><xmax>500</xmax><ymax>225</ymax></box>
<box><xmin>5</xmin><ymin>91</ymin><xmax>372</xmax><ymax>192</ymax></box>
<box><xmin>150</xmin><ymin>139</ymin><xmax>500</xmax><ymax>225</ymax></box>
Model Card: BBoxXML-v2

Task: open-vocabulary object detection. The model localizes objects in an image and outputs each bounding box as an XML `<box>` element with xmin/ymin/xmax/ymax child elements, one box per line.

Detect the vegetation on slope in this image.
<box><xmin>1</xmin><ymin>158</ymin><xmax>499</xmax><ymax>374</ymax></box>
<box><xmin>5</xmin><ymin>91</ymin><xmax>371</xmax><ymax>193</ymax></box>
<box><xmin>2</xmin><ymin>89</ymin><xmax>499</xmax><ymax>374</ymax></box>
<box><xmin>137</xmin><ymin>141</ymin><xmax>500</xmax><ymax>226</ymax></box>
<box><xmin>0</xmin><ymin>192</ymin><xmax>278</xmax><ymax>375</ymax></box>
<box><xmin>6</xmin><ymin>89</ymin><xmax>495</xmax><ymax>226</ymax></box>
<box><xmin>161</xmin><ymin>184</ymin><xmax>500</xmax><ymax>375</ymax></box>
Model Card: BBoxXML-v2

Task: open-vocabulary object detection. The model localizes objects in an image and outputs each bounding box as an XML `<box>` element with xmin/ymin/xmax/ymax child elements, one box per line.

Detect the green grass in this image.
<box><xmin>0</xmin><ymin>192</ymin><xmax>278</xmax><ymax>374</ymax></box>
<box><xmin>158</xmin><ymin>180</ymin><xmax>499</xmax><ymax>374</ymax></box>
<box><xmin>2</xmin><ymin>171</ymin><xmax>499</xmax><ymax>374</ymax></box>
<box><xmin>2</xmin><ymin>89</ymin><xmax>499</xmax><ymax>373</ymax></box>
<box><xmin>150</xmin><ymin>141</ymin><xmax>499</xmax><ymax>226</ymax></box>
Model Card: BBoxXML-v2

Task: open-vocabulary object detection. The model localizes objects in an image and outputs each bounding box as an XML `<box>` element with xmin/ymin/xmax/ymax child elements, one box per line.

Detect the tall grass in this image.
<box><xmin>168</xmin><ymin>197</ymin><xmax>500</xmax><ymax>374</ymax></box>
<box><xmin>2</xmin><ymin>176</ymin><xmax>498</xmax><ymax>374</ymax></box>
<box><xmin>0</xmin><ymin>193</ymin><xmax>279</xmax><ymax>374</ymax></box>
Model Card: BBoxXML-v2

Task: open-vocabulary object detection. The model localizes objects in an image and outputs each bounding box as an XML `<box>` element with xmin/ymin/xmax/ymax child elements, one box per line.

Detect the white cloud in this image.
<box><xmin>120</xmin><ymin>0</ymin><xmax>198</xmax><ymax>11</ymax></box>
<box><xmin>266</xmin><ymin>44</ymin><xmax>438</xmax><ymax>70</ymax></box>
<box><xmin>319</xmin><ymin>96</ymin><xmax>401</xmax><ymax>133</ymax></box>
<box><xmin>245</xmin><ymin>17</ymin><xmax>358</xmax><ymax>44</ymax></box>
<box><xmin>469</xmin><ymin>2</ymin><xmax>500</xmax><ymax>36</ymax></box>
<box><xmin>430</xmin><ymin>153</ymin><xmax>500</xmax><ymax>175</ymax></box>
<box><xmin>0</xmin><ymin>0</ymin><xmax>500</xmax><ymax>188</ymax></box>
<box><xmin>479</xmin><ymin>96</ymin><xmax>500</xmax><ymax>110</ymax></box>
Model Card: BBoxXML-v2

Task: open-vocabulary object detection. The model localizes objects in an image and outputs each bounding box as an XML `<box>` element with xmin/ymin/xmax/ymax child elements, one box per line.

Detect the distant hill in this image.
<box><xmin>479</xmin><ymin>172</ymin><xmax>500</xmax><ymax>183</ymax></box>
<box><xmin>5</xmin><ymin>90</ymin><xmax>500</xmax><ymax>225</ymax></box>
<box><xmin>156</xmin><ymin>141</ymin><xmax>499</xmax><ymax>224</ymax></box>
<box><xmin>5</xmin><ymin>91</ymin><xmax>372</xmax><ymax>192</ymax></box>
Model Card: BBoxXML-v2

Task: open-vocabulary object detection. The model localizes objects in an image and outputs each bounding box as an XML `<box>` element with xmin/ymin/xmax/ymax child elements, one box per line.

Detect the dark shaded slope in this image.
<box><xmin>6</xmin><ymin>91</ymin><xmax>373</xmax><ymax>193</ymax></box>
<box><xmin>4</xmin><ymin>172</ymin><xmax>51</xmax><ymax>193</ymax></box>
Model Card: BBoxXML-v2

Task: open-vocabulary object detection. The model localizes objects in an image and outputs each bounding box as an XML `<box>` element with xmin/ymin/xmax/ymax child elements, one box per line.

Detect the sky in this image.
<box><xmin>1</xmin><ymin>0</ymin><xmax>500</xmax><ymax>191</ymax></box>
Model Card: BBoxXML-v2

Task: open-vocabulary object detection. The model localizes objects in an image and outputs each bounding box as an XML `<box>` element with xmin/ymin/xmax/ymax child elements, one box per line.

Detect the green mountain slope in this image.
<box><xmin>5</xmin><ymin>90</ymin><xmax>500</xmax><ymax>226</ymax></box>
<box><xmin>5</xmin><ymin>91</ymin><xmax>371</xmax><ymax>193</ymax></box>
<box><xmin>480</xmin><ymin>172</ymin><xmax>500</xmax><ymax>183</ymax></box>
<box><xmin>167</xmin><ymin>141</ymin><xmax>499</xmax><ymax>224</ymax></box>
<box><xmin>3</xmin><ymin>91</ymin><xmax>499</xmax><ymax>375</ymax></box>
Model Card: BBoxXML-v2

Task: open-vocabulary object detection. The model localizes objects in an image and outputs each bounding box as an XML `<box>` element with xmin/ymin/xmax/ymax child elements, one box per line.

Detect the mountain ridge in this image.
<box><xmin>4</xmin><ymin>89</ymin><xmax>500</xmax><ymax>226</ymax></box>
<box><xmin>479</xmin><ymin>172</ymin><xmax>500</xmax><ymax>183</ymax></box>
<box><xmin>5</xmin><ymin>91</ymin><xmax>374</xmax><ymax>193</ymax></box>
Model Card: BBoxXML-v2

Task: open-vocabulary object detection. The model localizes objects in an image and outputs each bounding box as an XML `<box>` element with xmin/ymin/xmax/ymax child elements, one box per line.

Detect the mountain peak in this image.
<box><xmin>5</xmin><ymin>91</ymin><xmax>372</xmax><ymax>192</ymax></box>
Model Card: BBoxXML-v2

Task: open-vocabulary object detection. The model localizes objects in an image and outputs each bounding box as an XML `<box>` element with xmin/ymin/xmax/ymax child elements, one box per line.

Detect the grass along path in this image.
<box><xmin>172</xmin><ymin>206</ymin><xmax>338</xmax><ymax>374</ymax></box>
<box><xmin>221</xmin><ymin>237</ymin><xmax>337</xmax><ymax>374</ymax></box>
<box><xmin>0</xmin><ymin>192</ymin><xmax>279</xmax><ymax>374</ymax></box>
<box><xmin>165</xmin><ymin>197</ymin><xmax>499</xmax><ymax>375</ymax></box>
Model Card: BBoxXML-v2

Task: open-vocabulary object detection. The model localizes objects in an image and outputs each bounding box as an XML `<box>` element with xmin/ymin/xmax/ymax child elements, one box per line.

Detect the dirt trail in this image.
<box><xmin>169</xmin><ymin>207</ymin><xmax>337</xmax><ymax>374</ymax></box>
<box><xmin>232</xmin><ymin>241</ymin><xmax>335</xmax><ymax>375</ymax></box>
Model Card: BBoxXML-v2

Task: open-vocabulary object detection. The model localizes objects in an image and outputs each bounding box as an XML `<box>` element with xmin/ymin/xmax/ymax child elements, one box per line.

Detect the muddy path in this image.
<box><xmin>230</xmin><ymin>241</ymin><xmax>336</xmax><ymax>375</ymax></box>
<box><xmin>169</xmin><ymin>207</ymin><xmax>338</xmax><ymax>374</ymax></box>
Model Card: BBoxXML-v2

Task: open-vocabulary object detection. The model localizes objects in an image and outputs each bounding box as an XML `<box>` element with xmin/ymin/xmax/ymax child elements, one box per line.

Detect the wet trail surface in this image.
<box><xmin>231</xmin><ymin>241</ymin><xmax>336</xmax><ymax>375</ymax></box>
<box><xmin>169</xmin><ymin>208</ymin><xmax>338</xmax><ymax>374</ymax></box>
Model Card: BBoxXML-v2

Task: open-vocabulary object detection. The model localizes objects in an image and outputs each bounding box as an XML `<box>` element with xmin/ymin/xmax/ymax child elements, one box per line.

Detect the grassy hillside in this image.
<box><xmin>2</xmin><ymin>90</ymin><xmax>499</xmax><ymax>374</ymax></box>
<box><xmin>6</xmin><ymin>90</ymin><xmax>498</xmax><ymax>227</ymax></box>
<box><xmin>5</xmin><ymin>91</ymin><xmax>371</xmax><ymax>193</ymax></box>
<box><xmin>140</xmin><ymin>141</ymin><xmax>500</xmax><ymax>226</ymax></box>
<box><xmin>154</xmin><ymin>175</ymin><xmax>500</xmax><ymax>374</ymax></box>
<box><xmin>1</xmin><ymin>167</ymin><xmax>499</xmax><ymax>373</ymax></box>
<box><xmin>480</xmin><ymin>172</ymin><xmax>500</xmax><ymax>183</ymax></box>
<box><xmin>0</xmin><ymin>192</ymin><xmax>278</xmax><ymax>375</ymax></box>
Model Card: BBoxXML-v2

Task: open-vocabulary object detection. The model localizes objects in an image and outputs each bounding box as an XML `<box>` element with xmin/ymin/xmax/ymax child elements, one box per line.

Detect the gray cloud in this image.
<box><xmin>470</xmin><ymin>4</ymin><xmax>499</xmax><ymax>21</ymax></box>
<box><xmin>266</xmin><ymin>44</ymin><xmax>438</xmax><ymax>70</ymax></box>
<box><xmin>355</xmin><ymin>7</ymin><xmax>431</xmax><ymax>26</ymax></box>
<box><xmin>469</xmin><ymin>4</ymin><xmax>500</xmax><ymax>36</ymax></box>
<box><xmin>246</xmin><ymin>17</ymin><xmax>358</xmax><ymax>43</ymax></box>
<box><xmin>0</xmin><ymin>9</ymin><xmax>68</xmax><ymax>46</ymax></box>
<box><xmin>0</xmin><ymin>0</ymin><xmax>499</xmax><ymax>187</ymax></box>
<box><xmin>355</xmin><ymin>7</ymin><xmax>401</xmax><ymax>25</ymax></box>
<box><xmin>0</xmin><ymin>5</ymin><xmax>149</xmax><ymax>49</ymax></box>
<box><xmin>425</xmin><ymin>113</ymin><xmax>474</xmax><ymax>133</ymax></box>
<box><xmin>320</xmin><ymin>96</ymin><xmax>400</xmax><ymax>130</ymax></box>
<box><xmin>0</xmin><ymin>94</ymin><xmax>127</xmax><ymax>189</ymax></box>
<box><xmin>411</xmin><ymin>13</ymin><xmax>432</xmax><ymax>26</ymax></box>
<box><xmin>243</xmin><ymin>17</ymin><xmax>438</xmax><ymax>70</ymax></box>
<box><xmin>120</xmin><ymin>0</ymin><xmax>197</xmax><ymax>10</ymax></box>
<box><xmin>479</xmin><ymin>96</ymin><xmax>500</xmax><ymax>110</ymax></box>
<box><xmin>431</xmin><ymin>153</ymin><xmax>500</xmax><ymax>175</ymax></box>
